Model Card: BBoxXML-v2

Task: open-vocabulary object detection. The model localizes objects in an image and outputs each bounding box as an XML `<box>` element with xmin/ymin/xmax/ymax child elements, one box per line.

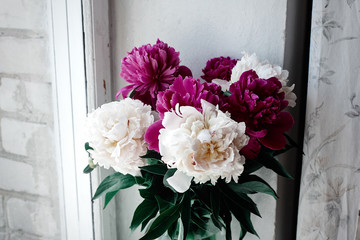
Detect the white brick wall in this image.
<box><xmin>1</xmin><ymin>118</ymin><xmax>43</xmax><ymax>156</ymax></box>
<box><xmin>0</xmin><ymin>38</ymin><xmax>50</xmax><ymax>75</ymax></box>
<box><xmin>0</xmin><ymin>158</ymin><xmax>50</xmax><ymax>196</ymax></box>
<box><xmin>7</xmin><ymin>198</ymin><xmax>58</xmax><ymax>237</ymax></box>
<box><xmin>0</xmin><ymin>78</ymin><xmax>52</xmax><ymax>122</ymax></box>
<box><xmin>0</xmin><ymin>0</ymin><xmax>48</xmax><ymax>30</ymax></box>
<box><xmin>0</xmin><ymin>0</ymin><xmax>61</xmax><ymax>239</ymax></box>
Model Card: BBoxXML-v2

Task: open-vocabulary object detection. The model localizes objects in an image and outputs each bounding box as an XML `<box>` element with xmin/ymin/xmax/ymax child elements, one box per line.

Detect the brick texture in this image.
<box><xmin>7</xmin><ymin>198</ymin><xmax>58</xmax><ymax>237</ymax></box>
<box><xmin>0</xmin><ymin>0</ymin><xmax>48</xmax><ymax>30</ymax></box>
<box><xmin>1</xmin><ymin>118</ymin><xmax>52</xmax><ymax>158</ymax></box>
<box><xmin>0</xmin><ymin>158</ymin><xmax>49</xmax><ymax>195</ymax></box>
<box><xmin>0</xmin><ymin>38</ymin><xmax>50</xmax><ymax>75</ymax></box>
<box><xmin>0</xmin><ymin>0</ymin><xmax>61</xmax><ymax>238</ymax></box>
<box><xmin>0</xmin><ymin>78</ymin><xmax>52</xmax><ymax>122</ymax></box>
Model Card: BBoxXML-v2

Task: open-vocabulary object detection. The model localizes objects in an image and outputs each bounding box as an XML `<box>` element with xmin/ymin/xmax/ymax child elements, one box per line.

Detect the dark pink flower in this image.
<box><xmin>240</xmin><ymin>137</ymin><xmax>261</xmax><ymax>160</ymax></box>
<box><xmin>144</xmin><ymin>120</ymin><xmax>163</xmax><ymax>152</ymax></box>
<box><xmin>116</xmin><ymin>39</ymin><xmax>192</xmax><ymax>108</ymax></box>
<box><xmin>156</xmin><ymin>76</ymin><xmax>226</xmax><ymax>119</ymax></box>
<box><xmin>201</xmin><ymin>56</ymin><xmax>237</xmax><ymax>82</ymax></box>
<box><xmin>227</xmin><ymin>70</ymin><xmax>293</xmax><ymax>150</ymax></box>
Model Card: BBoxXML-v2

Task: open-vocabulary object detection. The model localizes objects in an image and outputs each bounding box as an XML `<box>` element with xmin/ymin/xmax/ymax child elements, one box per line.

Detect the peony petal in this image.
<box><xmin>240</xmin><ymin>137</ymin><xmax>261</xmax><ymax>159</ymax></box>
<box><xmin>246</xmin><ymin>128</ymin><xmax>267</xmax><ymax>138</ymax></box>
<box><xmin>166</xmin><ymin>170</ymin><xmax>193</xmax><ymax>193</ymax></box>
<box><xmin>178</xmin><ymin>65</ymin><xmax>193</xmax><ymax>78</ymax></box>
<box><xmin>144</xmin><ymin>120</ymin><xmax>163</xmax><ymax>152</ymax></box>
<box><xmin>118</xmin><ymin>40</ymin><xmax>181</xmax><ymax>108</ymax></box>
<box><xmin>116</xmin><ymin>85</ymin><xmax>134</xmax><ymax>99</ymax></box>
<box><xmin>201</xmin><ymin>56</ymin><xmax>237</xmax><ymax>82</ymax></box>
<box><xmin>271</xmin><ymin>112</ymin><xmax>294</xmax><ymax>132</ymax></box>
<box><xmin>212</xmin><ymin>79</ymin><xmax>231</xmax><ymax>92</ymax></box>
<box><xmin>259</xmin><ymin>131</ymin><xmax>287</xmax><ymax>150</ymax></box>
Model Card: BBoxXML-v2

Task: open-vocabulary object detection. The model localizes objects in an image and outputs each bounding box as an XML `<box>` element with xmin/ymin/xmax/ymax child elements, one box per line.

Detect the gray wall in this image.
<box><xmin>0</xmin><ymin>0</ymin><xmax>61</xmax><ymax>239</ymax></box>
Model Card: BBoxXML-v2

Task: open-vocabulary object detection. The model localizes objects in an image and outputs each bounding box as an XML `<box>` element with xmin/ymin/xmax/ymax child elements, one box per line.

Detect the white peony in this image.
<box><xmin>159</xmin><ymin>100</ymin><xmax>249</xmax><ymax>192</ymax></box>
<box><xmin>85</xmin><ymin>98</ymin><xmax>154</xmax><ymax>176</ymax></box>
<box><xmin>213</xmin><ymin>52</ymin><xmax>297</xmax><ymax>107</ymax></box>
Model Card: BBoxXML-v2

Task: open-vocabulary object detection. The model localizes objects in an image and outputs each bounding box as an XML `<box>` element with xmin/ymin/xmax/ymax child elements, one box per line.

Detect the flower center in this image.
<box><xmin>192</xmin><ymin>129</ymin><xmax>225</xmax><ymax>169</ymax></box>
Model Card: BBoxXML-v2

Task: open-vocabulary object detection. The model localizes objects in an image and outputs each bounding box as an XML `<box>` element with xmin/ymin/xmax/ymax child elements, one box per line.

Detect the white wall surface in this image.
<box><xmin>110</xmin><ymin>1</ymin><xmax>288</xmax><ymax>239</ymax></box>
<box><xmin>0</xmin><ymin>0</ymin><xmax>62</xmax><ymax>239</ymax></box>
<box><xmin>111</xmin><ymin>0</ymin><xmax>288</xmax><ymax>97</ymax></box>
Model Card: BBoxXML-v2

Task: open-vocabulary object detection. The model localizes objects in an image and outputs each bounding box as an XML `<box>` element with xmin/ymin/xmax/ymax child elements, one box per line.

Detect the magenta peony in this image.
<box><xmin>144</xmin><ymin>120</ymin><xmax>163</xmax><ymax>152</ymax></box>
<box><xmin>201</xmin><ymin>56</ymin><xmax>237</xmax><ymax>82</ymax></box>
<box><xmin>116</xmin><ymin>39</ymin><xmax>191</xmax><ymax>108</ymax></box>
<box><xmin>156</xmin><ymin>76</ymin><xmax>226</xmax><ymax>119</ymax></box>
<box><xmin>227</xmin><ymin>70</ymin><xmax>293</xmax><ymax>151</ymax></box>
<box><xmin>240</xmin><ymin>136</ymin><xmax>261</xmax><ymax>160</ymax></box>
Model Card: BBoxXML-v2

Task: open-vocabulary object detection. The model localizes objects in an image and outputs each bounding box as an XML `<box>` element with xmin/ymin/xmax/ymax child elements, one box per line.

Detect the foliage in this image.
<box><xmin>89</xmin><ymin>136</ymin><xmax>295</xmax><ymax>240</ymax></box>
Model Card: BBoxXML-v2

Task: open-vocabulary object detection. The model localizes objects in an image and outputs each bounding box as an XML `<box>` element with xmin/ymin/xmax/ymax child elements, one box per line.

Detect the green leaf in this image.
<box><xmin>139</xmin><ymin>188</ymin><xmax>154</xmax><ymax>200</ymax></box>
<box><xmin>139</xmin><ymin>175</ymin><xmax>177</xmax><ymax>204</ymax></box>
<box><xmin>239</xmin><ymin>223</ymin><xmax>248</xmax><ymax>240</ymax></box>
<box><xmin>139</xmin><ymin>203</ymin><xmax>182</xmax><ymax>240</ymax></box>
<box><xmin>210</xmin><ymin>190</ymin><xmax>220</xmax><ymax>219</ymax></box>
<box><xmin>140</xmin><ymin>150</ymin><xmax>162</xmax><ymax>160</ymax></box>
<box><xmin>181</xmin><ymin>192</ymin><xmax>191</xmax><ymax>239</ymax></box>
<box><xmin>103</xmin><ymin>190</ymin><xmax>119</xmax><ymax>209</ymax></box>
<box><xmin>93</xmin><ymin>173</ymin><xmax>136</xmax><ymax>200</ymax></box>
<box><xmin>135</xmin><ymin>176</ymin><xmax>146</xmax><ymax>186</ymax></box>
<box><xmin>191</xmin><ymin>215</ymin><xmax>208</xmax><ymax>232</ymax></box>
<box><xmin>83</xmin><ymin>164</ymin><xmax>95</xmax><ymax>174</ymax></box>
<box><xmin>210</xmin><ymin>214</ymin><xmax>223</xmax><ymax>231</ymax></box>
<box><xmin>209</xmin><ymin>190</ymin><xmax>223</xmax><ymax>230</ymax></box>
<box><xmin>243</xmin><ymin>159</ymin><xmax>263</xmax><ymax>175</ymax></box>
<box><xmin>140</xmin><ymin>164</ymin><xmax>168</xmax><ymax>176</ymax></box>
<box><xmin>167</xmin><ymin>220</ymin><xmax>179</xmax><ymax>239</ymax></box>
<box><xmin>217</xmin><ymin>181</ymin><xmax>261</xmax><ymax>217</ymax></box>
<box><xmin>192</xmin><ymin>186</ymin><xmax>212</xmax><ymax>211</ymax></box>
<box><xmin>129</xmin><ymin>89</ymin><xmax>137</xmax><ymax>98</ymax></box>
<box><xmin>147</xmin><ymin>158</ymin><xmax>162</xmax><ymax>165</ymax></box>
<box><xmin>222</xmin><ymin>193</ymin><xmax>258</xmax><ymax>238</ymax></box>
<box><xmin>239</xmin><ymin>181</ymin><xmax>277</xmax><ymax>199</ymax></box>
<box><xmin>222</xmin><ymin>210</ymin><xmax>232</xmax><ymax>240</ymax></box>
<box><xmin>255</xmin><ymin>151</ymin><xmax>293</xmax><ymax>179</ymax></box>
<box><xmin>191</xmin><ymin>216</ymin><xmax>219</xmax><ymax>237</ymax></box>
<box><xmin>155</xmin><ymin>195</ymin><xmax>174</xmax><ymax>213</ymax></box>
<box><xmin>229</xmin><ymin>175</ymin><xmax>278</xmax><ymax>199</ymax></box>
<box><xmin>204</xmin><ymin>236</ymin><xmax>217</xmax><ymax>240</ymax></box>
<box><xmin>272</xmin><ymin>144</ymin><xmax>293</xmax><ymax>156</ymax></box>
<box><xmin>223</xmin><ymin>90</ymin><xmax>232</xmax><ymax>97</ymax></box>
<box><xmin>230</xmin><ymin>207</ymin><xmax>258</xmax><ymax>237</ymax></box>
<box><xmin>84</xmin><ymin>142</ymin><xmax>93</xmax><ymax>151</ymax></box>
<box><xmin>130</xmin><ymin>199</ymin><xmax>158</xmax><ymax>231</ymax></box>
<box><xmin>141</xmin><ymin>209</ymin><xmax>158</xmax><ymax>231</ymax></box>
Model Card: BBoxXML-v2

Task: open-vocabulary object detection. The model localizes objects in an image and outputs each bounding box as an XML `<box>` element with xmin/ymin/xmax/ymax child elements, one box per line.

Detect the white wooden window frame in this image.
<box><xmin>51</xmin><ymin>0</ymin><xmax>114</xmax><ymax>239</ymax></box>
<box><xmin>82</xmin><ymin>0</ymin><xmax>116</xmax><ymax>239</ymax></box>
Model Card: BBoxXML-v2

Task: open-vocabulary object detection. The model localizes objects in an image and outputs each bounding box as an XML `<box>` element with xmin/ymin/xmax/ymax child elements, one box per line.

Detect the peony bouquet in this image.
<box><xmin>83</xmin><ymin>39</ymin><xmax>297</xmax><ymax>240</ymax></box>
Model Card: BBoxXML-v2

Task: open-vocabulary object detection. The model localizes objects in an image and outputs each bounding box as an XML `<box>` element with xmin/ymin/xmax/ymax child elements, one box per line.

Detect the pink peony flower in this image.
<box><xmin>145</xmin><ymin>76</ymin><xmax>226</xmax><ymax>151</ymax></box>
<box><xmin>240</xmin><ymin>137</ymin><xmax>261</xmax><ymax>160</ymax></box>
<box><xmin>116</xmin><ymin>39</ymin><xmax>192</xmax><ymax>108</ymax></box>
<box><xmin>201</xmin><ymin>56</ymin><xmax>237</xmax><ymax>82</ymax></box>
<box><xmin>156</xmin><ymin>76</ymin><xmax>226</xmax><ymax>119</ymax></box>
<box><xmin>144</xmin><ymin>120</ymin><xmax>163</xmax><ymax>152</ymax></box>
<box><xmin>227</xmin><ymin>70</ymin><xmax>294</xmax><ymax>151</ymax></box>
